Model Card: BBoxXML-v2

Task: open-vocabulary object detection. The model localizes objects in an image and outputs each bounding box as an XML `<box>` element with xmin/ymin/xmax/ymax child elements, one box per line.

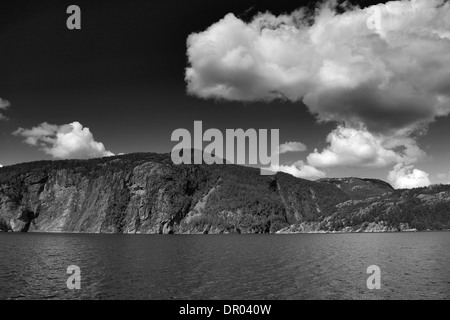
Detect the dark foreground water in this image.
<box><xmin>0</xmin><ymin>232</ymin><xmax>449</xmax><ymax>300</ymax></box>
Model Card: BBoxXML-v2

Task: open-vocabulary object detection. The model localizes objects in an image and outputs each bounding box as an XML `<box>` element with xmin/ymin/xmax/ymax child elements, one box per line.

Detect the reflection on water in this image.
<box><xmin>0</xmin><ymin>232</ymin><xmax>449</xmax><ymax>300</ymax></box>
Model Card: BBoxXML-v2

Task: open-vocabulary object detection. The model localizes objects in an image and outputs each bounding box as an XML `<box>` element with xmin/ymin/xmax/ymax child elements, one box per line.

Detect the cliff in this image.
<box><xmin>0</xmin><ymin>153</ymin><xmax>449</xmax><ymax>234</ymax></box>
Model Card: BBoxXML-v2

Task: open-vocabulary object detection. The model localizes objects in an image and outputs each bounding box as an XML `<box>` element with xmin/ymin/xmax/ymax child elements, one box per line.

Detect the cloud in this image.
<box><xmin>436</xmin><ymin>171</ymin><xmax>450</xmax><ymax>184</ymax></box>
<box><xmin>307</xmin><ymin>125</ymin><xmax>425</xmax><ymax>168</ymax></box>
<box><xmin>186</xmin><ymin>0</ymin><xmax>450</xmax><ymax>134</ymax></box>
<box><xmin>185</xmin><ymin>0</ymin><xmax>449</xmax><ymax>186</ymax></box>
<box><xmin>0</xmin><ymin>98</ymin><xmax>11</xmax><ymax>120</ymax></box>
<box><xmin>275</xmin><ymin>141</ymin><xmax>307</xmax><ymax>155</ymax></box>
<box><xmin>270</xmin><ymin>160</ymin><xmax>326</xmax><ymax>179</ymax></box>
<box><xmin>305</xmin><ymin>126</ymin><xmax>429</xmax><ymax>188</ymax></box>
<box><xmin>13</xmin><ymin>121</ymin><xmax>114</xmax><ymax>159</ymax></box>
<box><xmin>388</xmin><ymin>164</ymin><xmax>431</xmax><ymax>189</ymax></box>
<box><xmin>437</xmin><ymin>172</ymin><xmax>450</xmax><ymax>179</ymax></box>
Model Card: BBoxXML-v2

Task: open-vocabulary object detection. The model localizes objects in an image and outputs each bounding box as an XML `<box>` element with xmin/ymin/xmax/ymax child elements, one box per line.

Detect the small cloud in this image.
<box><xmin>0</xmin><ymin>98</ymin><xmax>11</xmax><ymax>121</ymax></box>
<box><xmin>270</xmin><ymin>160</ymin><xmax>325</xmax><ymax>179</ymax></box>
<box><xmin>13</xmin><ymin>121</ymin><xmax>114</xmax><ymax>159</ymax></box>
<box><xmin>436</xmin><ymin>171</ymin><xmax>450</xmax><ymax>180</ymax></box>
<box><xmin>275</xmin><ymin>141</ymin><xmax>307</xmax><ymax>155</ymax></box>
<box><xmin>437</xmin><ymin>172</ymin><xmax>448</xmax><ymax>179</ymax></box>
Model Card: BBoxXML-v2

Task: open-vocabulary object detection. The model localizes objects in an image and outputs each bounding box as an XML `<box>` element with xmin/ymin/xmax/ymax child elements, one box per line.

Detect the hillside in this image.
<box><xmin>0</xmin><ymin>153</ymin><xmax>347</xmax><ymax>234</ymax></box>
<box><xmin>317</xmin><ymin>177</ymin><xmax>394</xmax><ymax>200</ymax></box>
<box><xmin>277</xmin><ymin>184</ymin><xmax>450</xmax><ymax>233</ymax></box>
<box><xmin>0</xmin><ymin>153</ymin><xmax>449</xmax><ymax>234</ymax></box>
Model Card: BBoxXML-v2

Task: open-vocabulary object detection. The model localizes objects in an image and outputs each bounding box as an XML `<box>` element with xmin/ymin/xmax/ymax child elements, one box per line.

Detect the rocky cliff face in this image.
<box><xmin>0</xmin><ymin>153</ymin><xmax>346</xmax><ymax>234</ymax></box>
<box><xmin>0</xmin><ymin>153</ymin><xmax>449</xmax><ymax>234</ymax></box>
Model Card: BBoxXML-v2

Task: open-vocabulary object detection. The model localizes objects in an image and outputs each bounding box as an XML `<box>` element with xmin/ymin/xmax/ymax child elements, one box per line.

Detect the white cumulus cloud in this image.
<box><xmin>307</xmin><ymin>125</ymin><xmax>425</xmax><ymax>168</ymax></box>
<box><xmin>388</xmin><ymin>164</ymin><xmax>431</xmax><ymax>189</ymax></box>
<box><xmin>186</xmin><ymin>0</ymin><xmax>450</xmax><ymax>134</ymax></box>
<box><xmin>13</xmin><ymin>121</ymin><xmax>114</xmax><ymax>160</ymax></box>
<box><xmin>185</xmin><ymin>0</ymin><xmax>450</xmax><ymax>186</ymax></box>
<box><xmin>307</xmin><ymin>126</ymin><xmax>398</xmax><ymax>168</ymax></box>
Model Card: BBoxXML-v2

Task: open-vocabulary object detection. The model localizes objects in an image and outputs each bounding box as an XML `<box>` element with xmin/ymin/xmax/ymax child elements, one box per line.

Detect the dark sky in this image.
<box><xmin>1</xmin><ymin>0</ymin><xmax>449</xmax><ymax>183</ymax></box>
<box><xmin>0</xmin><ymin>0</ymin><xmax>335</xmax><ymax>160</ymax></box>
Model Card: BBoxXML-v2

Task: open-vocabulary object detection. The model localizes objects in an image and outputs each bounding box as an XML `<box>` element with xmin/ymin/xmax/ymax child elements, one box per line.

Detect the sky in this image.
<box><xmin>1</xmin><ymin>0</ymin><xmax>450</xmax><ymax>188</ymax></box>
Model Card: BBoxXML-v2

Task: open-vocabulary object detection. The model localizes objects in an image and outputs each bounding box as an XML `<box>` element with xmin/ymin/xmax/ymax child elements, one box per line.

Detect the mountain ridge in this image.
<box><xmin>1</xmin><ymin>152</ymin><xmax>449</xmax><ymax>234</ymax></box>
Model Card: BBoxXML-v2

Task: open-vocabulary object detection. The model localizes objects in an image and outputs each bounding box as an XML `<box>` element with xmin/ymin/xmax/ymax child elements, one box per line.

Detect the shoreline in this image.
<box><xmin>1</xmin><ymin>229</ymin><xmax>450</xmax><ymax>235</ymax></box>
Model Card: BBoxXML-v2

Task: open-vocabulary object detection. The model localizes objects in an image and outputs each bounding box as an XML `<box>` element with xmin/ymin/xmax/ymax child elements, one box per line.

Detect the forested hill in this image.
<box><xmin>0</xmin><ymin>153</ymin><xmax>449</xmax><ymax>234</ymax></box>
<box><xmin>318</xmin><ymin>177</ymin><xmax>394</xmax><ymax>200</ymax></box>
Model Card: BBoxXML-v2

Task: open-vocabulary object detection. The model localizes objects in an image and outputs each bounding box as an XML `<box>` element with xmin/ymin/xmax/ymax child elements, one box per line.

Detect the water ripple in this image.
<box><xmin>0</xmin><ymin>232</ymin><xmax>449</xmax><ymax>300</ymax></box>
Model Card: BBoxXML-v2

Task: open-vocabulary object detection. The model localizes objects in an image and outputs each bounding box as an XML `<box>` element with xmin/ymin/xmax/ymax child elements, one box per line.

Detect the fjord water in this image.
<box><xmin>0</xmin><ymin>232</ymin><xmax>449</xmax><ymax>300</ymax></box>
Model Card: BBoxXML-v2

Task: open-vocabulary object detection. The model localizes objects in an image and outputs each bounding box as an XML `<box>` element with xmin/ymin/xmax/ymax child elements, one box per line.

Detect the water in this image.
<box><xmin>0</xmin><ymin>232</ymin><xmax>449</xmax><ymax>300</ymax></box>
